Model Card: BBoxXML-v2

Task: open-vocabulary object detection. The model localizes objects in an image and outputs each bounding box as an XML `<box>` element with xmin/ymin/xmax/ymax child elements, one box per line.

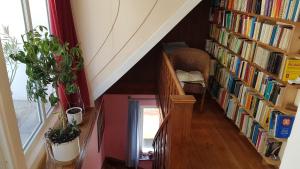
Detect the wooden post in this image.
<box><xmin>167</xmin><ymin>95</ymin><xmax>196</xmax><ymax>169</ymax></box>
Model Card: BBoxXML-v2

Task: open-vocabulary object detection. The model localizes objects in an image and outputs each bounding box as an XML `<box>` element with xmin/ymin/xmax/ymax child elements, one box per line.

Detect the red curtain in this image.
<box><xmin>48</xmin><ymin>0</ymin><xmax>90</xmax><ymax>110</ymax></box>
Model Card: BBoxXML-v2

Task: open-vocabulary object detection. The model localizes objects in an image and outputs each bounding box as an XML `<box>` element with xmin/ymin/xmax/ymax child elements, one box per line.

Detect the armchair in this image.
<box><xmin>169</xmin><ymin>47</ymin><xmax>210</xmax><ymax>112</ymax></box>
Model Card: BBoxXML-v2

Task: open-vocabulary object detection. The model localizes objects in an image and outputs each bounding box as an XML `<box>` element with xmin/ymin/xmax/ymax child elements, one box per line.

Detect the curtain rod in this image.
<box><xmin>128</xmin><ymin>96</ymin><xmax>158</xmax><ymax>100</ymax></box>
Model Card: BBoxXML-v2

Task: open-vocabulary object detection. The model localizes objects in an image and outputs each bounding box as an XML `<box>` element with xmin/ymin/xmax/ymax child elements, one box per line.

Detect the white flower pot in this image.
<box><xmin>66</xmin><ymin>107</ymin><xmax>83</xmax><ymax>125</ymax></box>
<box><xmin>51</xmin><ymin>137</ymin><xmax>80</xmax><ymax>162</ymax></box>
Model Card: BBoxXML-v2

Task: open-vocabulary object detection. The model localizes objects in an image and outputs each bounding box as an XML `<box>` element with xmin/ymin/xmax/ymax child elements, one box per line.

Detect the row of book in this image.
<box><xmin>237</xmin><ymin>85</ymin><xmax>277</xmax><ymax>129</ymax></box>
<box><xmin>206</xmin><ymin>41</ymin><xmax>286</xmax><ymax>104</ymax></box>
<box><xmin>257</xmin><ymin>21</ymin><xmax>293</xmax><ymax>50</ymax></box>
<box><xmin>206</xmin><ymin>36</ymin><xmax>254</xmax><ymax>62</ymax></box>
<box><xmin>210</xmin><ymin>73</ymin><xmax>295</xmax><ymax>140</ymax></box>
<box><xmin>241</xmin><ymin>41</ymin><xmax>256</xmax><ymax>61</ymax></box>
<box><xmin>210</xmin><ymin>25</ymin><xmax>245</xmax><ymax>55</ymax></box>
<box><xmin>253</xmin><ymin>46</ymin><xmax>284</xmax><ymax>76</ymax></box>
<box><xmin>211</xmin><ymin>84</ymin><xmax>283</xmax><ymax>159</ymax></box>
<box><xmin>211</xmin><ymin>57</ymin><xmax>285</xmax><ymax>108</ymax></box>
<box><xmin>212</xmin><ymin>0</ymin><xmax>300</xmax><ymax>22</ymax></box>
<box><xmin>223</xmin><ymin>11</ymin><xmax>258</xmax><ymax>37</ymax></box>
<box><xmin>235</xmin><ymin>107</ymin><xmax>283</xmax><ymax>159</ymax></box>
<box><xmin>210</xmin><ymin>11</ymin><xmax>294</xmax><ymax>51</ymax></box>
<box><xmin>208</xmin><ymin>27</ymin><xmax>300</xmax><ymax>81</ymax></box>
<box><xmin>209</xmin><ymin>77</ymin><xmax>230</xmax><ymax>110</ymax></box>
<box><xmin>212</xmin><ymin>10</ymin><xmax>258</xmax><ymax>39</ymax></box>
<box><xmin>209</xmin><ymin>10</ymin><xmax>257</xmax><ymax>37</ymax></box>
<box><xmin>228</xmin><ymin>33</ymin><xmax>245</xmax><ymax>53</ymax></box>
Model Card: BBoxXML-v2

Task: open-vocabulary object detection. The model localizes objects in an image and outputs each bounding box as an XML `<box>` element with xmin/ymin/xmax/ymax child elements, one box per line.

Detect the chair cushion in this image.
<box><xmin>175</xmin><ymin>70</ymin><xmax>204</xmax><ymax>82</ymax></box>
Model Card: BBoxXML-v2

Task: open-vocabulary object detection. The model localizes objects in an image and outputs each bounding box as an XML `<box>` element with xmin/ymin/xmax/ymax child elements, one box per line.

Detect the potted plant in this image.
<box><xmin>9</xmin><ymin>26</ymin><xmax>84</xmax><ymax>163</ymax></box>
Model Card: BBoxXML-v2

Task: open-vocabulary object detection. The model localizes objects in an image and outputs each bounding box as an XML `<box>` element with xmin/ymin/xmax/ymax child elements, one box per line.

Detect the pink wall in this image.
<box><xmin>81</xmin><ymin>116</ymin><xmax>105</xmax><ymax>169</ymax></box>
<box><xmin>81</xmin><ymin>94</ymin><xmax>156</xmax><ymax>169</ymax></box>
<box><xmin>104</xmin><ymin>94</ymin><xmax>156</xmax><ymax>167</ymax></box>
<box><xmin>103</xmin><ymin>95</ymin><xmax>129</xmax><ymax>161</ymax></box>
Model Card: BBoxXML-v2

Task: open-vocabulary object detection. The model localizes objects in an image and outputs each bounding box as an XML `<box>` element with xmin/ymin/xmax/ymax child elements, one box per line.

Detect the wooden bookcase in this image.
<box><xmin>207</xmin><ymin>2</ymin><xmax>300</xmax><ymax>167</ymax></box>
<box><xmin>225</xmin><ymin>9</ymin><xmax>300</xmax><ymax>55</ymax></box>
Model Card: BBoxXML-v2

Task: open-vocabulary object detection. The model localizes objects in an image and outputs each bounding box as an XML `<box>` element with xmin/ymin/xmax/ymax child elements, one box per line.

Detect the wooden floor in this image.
<box><xmin>187</xmin><ymin>97</ymin><xmax>276</xmax><ymax>169</ymax></box>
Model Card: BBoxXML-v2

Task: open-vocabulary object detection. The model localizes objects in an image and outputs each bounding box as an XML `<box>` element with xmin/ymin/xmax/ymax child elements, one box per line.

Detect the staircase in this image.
<box><xmin>102</xmin><ymin>157</ymin><xmax>144</xmax><ymax>169</ymax></box>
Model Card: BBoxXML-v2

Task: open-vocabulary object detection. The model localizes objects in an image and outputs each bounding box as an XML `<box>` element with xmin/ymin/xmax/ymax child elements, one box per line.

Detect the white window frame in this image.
<box><xmin>140</xmin><ymin>106</ymin><xmax>161</xmax><ymax>153</ymax></box>
<box><xmin>0</xmin><ymin>40</ymin><xmax>27</xmax><ymax>169</ymax></box>
<box><xmin>0</xmin><ymin>1</ymin><xmax>58</xmax><ymax>168</ymax></box>
<box><xmin>1</xmin><ymin>0</ymin><xmax>53</xmax><ymax>150</ymax></box>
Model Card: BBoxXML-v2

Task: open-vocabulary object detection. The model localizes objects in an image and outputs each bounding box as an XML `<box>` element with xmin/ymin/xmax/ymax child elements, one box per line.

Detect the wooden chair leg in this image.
<box><xmin>200</xmin><ymin>90</ymin><xmax>206</xmax><ymax>112</ymax></box>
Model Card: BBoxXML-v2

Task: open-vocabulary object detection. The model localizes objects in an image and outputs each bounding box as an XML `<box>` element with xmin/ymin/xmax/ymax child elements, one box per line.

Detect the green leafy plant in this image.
<box><xmin>0</xmin><ymin>25</ymin><xmax>19</xmax><ymax>86</ymax></box>
<box><xmin>45</xmin><ymin>123</ymin><xmax>80</xmax><ymax>144</ymax></box>
<box><xmin>9</xmin><ymin>26</ymin><xmax>83</xmax><ymax>106</ymax></box>
<box><xmin>9</xmin><ymin>26</ymin><xmax>84</xmax><ymax>143</ymax></box>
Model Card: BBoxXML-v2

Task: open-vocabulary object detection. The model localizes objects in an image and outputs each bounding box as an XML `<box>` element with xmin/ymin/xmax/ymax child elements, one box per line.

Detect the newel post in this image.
<box><xmin>167</xmin><ymin>95</ymin><xmax>196</xmax><ymax>169</ymax></box>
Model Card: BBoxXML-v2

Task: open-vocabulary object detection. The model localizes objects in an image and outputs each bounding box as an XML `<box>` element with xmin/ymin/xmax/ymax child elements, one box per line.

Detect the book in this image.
<box><xmin>264</xmin><ymin>139</ymin><xmax>282</xmax><ymax>159</ymax></box>
<box><xmin>213</xmin><ymin>0</ymin><xmax>300</xmax><ymax>21</ymax></box>
<box><xmin>292</xmin><ymin>0</ymin><xmax>300</xmax><ymax>21</ymax></box>
<box><xmin>275</xmin><ymin>114</ymin><xmax>295</xmax><ymax>138</ymax></box>
<box><xmin>257</xmin><ymin>132</ymin><xmax>268</xmax><ymax>153</ymax></box>
<box><xmin>281</xmin><ymin>57</ymin><xmax>300</xmax><ymax>81</ymax></box>
<box><xmin>252</xmin><ymin>124</ymin><xmax>261</xmax><ymax>144</ymax></box>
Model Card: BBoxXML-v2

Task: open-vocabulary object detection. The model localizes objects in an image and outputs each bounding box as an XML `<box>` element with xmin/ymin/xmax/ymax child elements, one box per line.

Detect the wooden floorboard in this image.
<box><xmin>187</xmin><ymin>97</ymin><xmax>276</xmax><ymax>169</ymax></box>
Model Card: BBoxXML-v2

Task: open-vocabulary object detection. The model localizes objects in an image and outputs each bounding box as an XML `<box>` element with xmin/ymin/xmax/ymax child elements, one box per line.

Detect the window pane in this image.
<box><xmin>29</xmin><ymin>0</ymin><xmax>50</xmax><ymax>29</ymax></box>
<box><xmin>142</xmin><ymin>107</ymin><xmax>160</xmax><ymax>153</ymax></box>
<box><xmin>0</xmin><ymin>0</ymin><xmax>42</xmax><ymax>149</ymax></box>
<box><xmin>29</xmin><ymin>0</ymin><xmax>52</xmax><ymax>114</ymax></box>
<box><xmin>0</xmin><ymin>0</ymin><xmax>25</xmax><ymax>41</ymax></box>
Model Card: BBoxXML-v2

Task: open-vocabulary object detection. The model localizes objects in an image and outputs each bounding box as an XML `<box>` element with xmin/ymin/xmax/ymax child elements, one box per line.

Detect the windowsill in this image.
<box><xmin>24</xmin><ymin>105</ymin><xmax>61</xmax><ymax>169</ymax></box>
<box><xmin>139</xmin><ymin>152</ymin><xmax>154</xmax><ymax>161</ymax></box>
<box><xmin>139</xmin><ymin>157</ymin><xmax>153</xmax><ymax>161</ymax></box>
<box><xmin>43</xmin><ymin>107</ymin><xmax>99</xmax><ymax>169</ymax></box>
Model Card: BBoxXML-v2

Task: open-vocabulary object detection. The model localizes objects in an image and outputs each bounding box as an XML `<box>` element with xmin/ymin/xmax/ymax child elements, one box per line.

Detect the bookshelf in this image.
<box><xmin>228</xmin><ymin>9</ymin><xmax>300</xmax><ymax>27</ymax></box>
<box><xmin>210</xmin><ymin>11</ymin><xmax>300</xmax><ymax>54</ymax></box>
<box><xmin>211</xmin><ymin>37</ymin><xmax>288</xmax><ymax>84</ymax></box>
<box><xmin>207</xmin><ymin>0</ymin><xmax>300</xmax><ymax>167</ymax></box>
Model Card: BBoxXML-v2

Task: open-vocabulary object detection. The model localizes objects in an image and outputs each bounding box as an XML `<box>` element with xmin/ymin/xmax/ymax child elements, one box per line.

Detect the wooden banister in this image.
<box><xmin>153</xmin><ymin>113</ymin><xmax>170</xmax><ymax>143</ymax></box>
<box><xmin>161</xmin><ymin>52</ymin><xmax>185</xmax><ymax>96</ymax></box>
<box><xmin>153</xmin><ymin>51</ymin><xmax>196</xmax><ymax>169</ymax></box>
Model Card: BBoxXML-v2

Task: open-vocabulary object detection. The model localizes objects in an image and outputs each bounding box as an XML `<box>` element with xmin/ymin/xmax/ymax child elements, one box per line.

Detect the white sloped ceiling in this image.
<box><xmin>71</xmin><ymin>0</ymin><xmax>202</xmax><ymax>100</ymax></box>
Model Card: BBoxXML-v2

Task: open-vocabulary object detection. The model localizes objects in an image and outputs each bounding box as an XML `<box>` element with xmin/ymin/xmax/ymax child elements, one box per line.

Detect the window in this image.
<box><xmin>141</xmin><ymin>107</ymin><xmax>160</xmax><ymax>153</ymax></box>
<box><xmin>0</xmin><ymin>0</ymin><xmax>51</xmax><ymax>149</ymax></box>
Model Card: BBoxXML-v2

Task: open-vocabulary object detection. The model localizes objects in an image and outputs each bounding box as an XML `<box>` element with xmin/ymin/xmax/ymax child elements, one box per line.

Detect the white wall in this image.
<box><xmin>70</xmin><ymin>0</ymin><xmax>202</xmax><ymax>100</ymax></box>
<box><xmin>280</xmin><ymin>107</ymin><xmax>300</xmax><ymax>169</ymax></box>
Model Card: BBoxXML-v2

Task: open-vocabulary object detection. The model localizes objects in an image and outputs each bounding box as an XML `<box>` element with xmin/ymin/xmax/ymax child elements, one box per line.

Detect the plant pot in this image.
<box><xmin>66</xmin><ymin>107</ymin><xmax>83</xmax><ymax>125</ymax></box>
<box><xmin>46</xmin><ymin>137</ymin><xmax>80</xmax><ymax>163</ymax></box>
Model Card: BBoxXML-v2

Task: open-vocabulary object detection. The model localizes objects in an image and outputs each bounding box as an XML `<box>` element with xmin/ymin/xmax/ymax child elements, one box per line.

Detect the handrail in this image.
<box><xmin>158</xmin><ymin>52</ymin><xmax>186</xmax><ymax>118</ymax></box>
<box><xmin>153</xmin><ymin>113</ymin><xmax>170</xmax><ymax>145</ymax></box>
<box><xmin>162</xmin><ymin>52</ymin><xmax>185</xmax><ymax>95</ymax></box>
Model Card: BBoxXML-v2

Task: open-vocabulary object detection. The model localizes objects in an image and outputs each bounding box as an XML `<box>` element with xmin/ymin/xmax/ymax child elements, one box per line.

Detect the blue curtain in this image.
<box><xmin>127</xmin><ymin>100</ymin><xmax>141</xmax><ymax>168</ymax></box>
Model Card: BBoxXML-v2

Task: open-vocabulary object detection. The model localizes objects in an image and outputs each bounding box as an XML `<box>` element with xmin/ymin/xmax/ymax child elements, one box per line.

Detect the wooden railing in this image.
<box><xmin>153</xmin><ymin>52</ymin><xmax>196</xmax><ymax>169</ymax></box>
